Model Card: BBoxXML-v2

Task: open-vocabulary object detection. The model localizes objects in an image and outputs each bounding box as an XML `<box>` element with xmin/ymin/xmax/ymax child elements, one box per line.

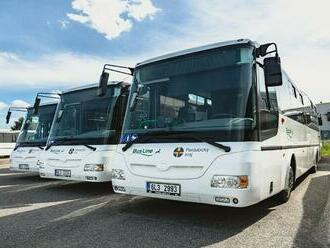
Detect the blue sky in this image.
<box><xmin>1</xmin><ymin>0</ymin><xmax>330</xmax><ymax>128</ymax></box>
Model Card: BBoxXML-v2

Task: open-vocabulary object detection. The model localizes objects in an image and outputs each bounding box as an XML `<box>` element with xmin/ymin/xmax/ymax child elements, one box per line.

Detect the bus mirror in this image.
<box><xmin>264</xmin><ymin>56</ymin><xmax>283</xmax><ymax>87</ymax></box>
<box><xmin>6</xmin><ymin>111</ymin><xmax>12</xmax><ymax>124</ymax></box>
<box><xmin>97</xmin><ymin>72</ymin><xmax>109</xmax><ymax>97</ymax></box>
<box><xmin>318</xmin><ymin>116</ymin><xmax>323</xmax><ymax>126</ymax></box>
<box><xmin>33</xmin><ymin>98</ymin><xmax>41</xmax><ymax>114</ymax></box>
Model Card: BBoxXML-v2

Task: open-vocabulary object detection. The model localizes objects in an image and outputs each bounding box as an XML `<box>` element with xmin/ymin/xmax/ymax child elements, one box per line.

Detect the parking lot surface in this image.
<box><xmin>0</xmin><ymin>159</ymin><xmax>329</xmax><ymax>248</ymax></box>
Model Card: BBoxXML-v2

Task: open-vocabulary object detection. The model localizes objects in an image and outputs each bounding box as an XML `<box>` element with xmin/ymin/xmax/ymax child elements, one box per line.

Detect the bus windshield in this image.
<box><xmin>122</xmin><ymin>46</ymin><xmax>257</xmax><ymax>142</ymax></box>
<box><xmin>48</xmin><ymin>85</ymin><xmax>121</xmax><ymax>145</ymax></box>
<box><xmin>17</xmin><ymin>104</ymin><xmax>57</xmax><ymax>146</ymax></box>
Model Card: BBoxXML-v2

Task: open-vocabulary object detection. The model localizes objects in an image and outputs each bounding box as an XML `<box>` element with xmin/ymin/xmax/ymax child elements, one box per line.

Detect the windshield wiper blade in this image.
<box><xmin>122</xmin><ymin>131</ymin><xmax>231</xmax><ymax>153</ymax></box>
<box><xmin>45</xmin><ymin>138</ymin><xmax>68</xmax><ymax>151</ymax></box>
<box><xmin>45</xmin><ymin>141</ymin><xmax>56</xmax><ymax>151</ymax></box>
<box><xmin>38</xmin><ymin>146</ymin><xmax>44</xmax><ymax>150</ymax></box>
<box><xmin>46</xmin><ymin>138</ymin><xmax>97</xmax><ymax>151</ymax></box>
<box><xmin>174</xmin><ymin>133</ymin><xmax>231</xmax><ymax>152</ymax></box>
<box><xmin>83</xmin><ymin>144</ymin><xmax>97</xmax><ymax>151</ymax></box>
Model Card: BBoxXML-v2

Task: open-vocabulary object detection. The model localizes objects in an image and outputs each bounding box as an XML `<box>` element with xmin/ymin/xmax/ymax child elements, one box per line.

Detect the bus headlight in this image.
<box><xmin>211</xmin><ymin>175</ymin><xmax>248</xmax><ymax>189</ymax></box>
<box><xmin>84</xmin><ymin>164</ymin><xmax>104</xmax><ymax>172</ymax></box>
<box><xmin>111</xmin><ymin>169</ymin><xmax>125</xmax><ymax>180</ymax></box>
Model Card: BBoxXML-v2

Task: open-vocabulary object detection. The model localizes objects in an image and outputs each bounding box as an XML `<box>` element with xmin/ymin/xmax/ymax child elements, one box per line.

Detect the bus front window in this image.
<box><xmin>123</xmin><ymin>46</ymin><xmax>257</xmax><ymax>142</ymax></box>
<box><xmin>48</xmin><ymin>86</ymin><xmax>121</xmax><ymax>145</ymax></box>
<box><xmin>16</xmin><ymin>105</ymin><xmax>57</xmax><ymax>146</ymax></box>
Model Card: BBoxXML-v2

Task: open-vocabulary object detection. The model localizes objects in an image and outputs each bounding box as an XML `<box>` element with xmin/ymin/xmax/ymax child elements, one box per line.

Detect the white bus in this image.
<box><xmin>39</xmin><ymin>81</ymin><xmax>130</xmax><ymax>182</ymax></box>
<box><xmin>111</xmin><ymin>39</ymin><xmax>321</xmax><ymax>207</ymax></box>
<box><xmin>0</xmin><ymin>130</ymin><xmax>19</xmax><ymax>157</ymax></box>
<box><xmin>9</xmin><ymin>102</ymin><xmax>58</xmax><ymax>172</ymax></box>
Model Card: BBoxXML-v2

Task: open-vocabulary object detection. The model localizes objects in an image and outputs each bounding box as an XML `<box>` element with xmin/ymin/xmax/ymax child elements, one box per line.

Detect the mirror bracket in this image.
<box><xmin>256</xmin><ymin>43</ymin><xmax>278</xmax><ymax>58</ymax></box>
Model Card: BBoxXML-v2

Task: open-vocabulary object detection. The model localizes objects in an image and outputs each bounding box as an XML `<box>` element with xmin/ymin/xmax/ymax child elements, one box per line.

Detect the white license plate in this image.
<box><xmin>146</xmin><ymin>182</ymin><xmax>181</xmax><ymax>196</ymax></box>
<box><xmin>19</xmin><ymin>164</ymin><xmax>29</xmax><ymax>170</ymax></box>
<box><xmin>55</xmin><ymin>169</ymin><xmax>71</xmax><ymax>177</ymax></box>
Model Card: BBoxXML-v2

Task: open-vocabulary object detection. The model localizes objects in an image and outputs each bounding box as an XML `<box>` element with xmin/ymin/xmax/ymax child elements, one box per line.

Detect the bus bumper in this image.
<box><xmin>112</xmin><ymin>176</ymin><xmax>262</xmax><ymax>208</ymax></box>
<box><xmin>39</xmin><ymin>166</ymin><xmax>112</xmax><ymax>182</ymax></box>
<box><xmin>10</xmin><ymin>159</ymin><xmax>39</xmax><ymax>173</ymax></box>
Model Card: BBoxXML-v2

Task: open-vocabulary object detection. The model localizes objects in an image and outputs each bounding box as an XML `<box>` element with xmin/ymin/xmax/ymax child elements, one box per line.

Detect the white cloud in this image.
<box><xmin>10</xmin><ymin>100</ymin><xmax>29</xmax><ymax>108</ymax></box>
<box><xmin>67</xmin><ymin>0</ymin><xmax>160</xmax><ymax>40</ymax></box>
<box><xmin>158</xmin><ymin>0</ymin><xmax>330</xmax><ymax>103</ymax></box>
<box><xmin>0</xmin><ymin>99</ymin><xmax>29</xmax><ymax>129</ymax></box>
<box><xmin>0</xmin><ymin>102</ymin><xmax>7</xmax><ymax>111</ymax></box>
<box><xmin>0</xmin><ymin>51</ymin><xmax>137</xmax><ymax>89</ymax></box>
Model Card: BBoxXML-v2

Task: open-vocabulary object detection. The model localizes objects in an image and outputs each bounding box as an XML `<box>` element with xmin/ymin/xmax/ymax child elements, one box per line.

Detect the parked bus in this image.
<box><xmin>0</xmin><ymin>130</ymin><xmax>19</xmax><ymax>157</ymax></box>
<box><xmin>111</xmin><ymin>39</ymin><xmax>321</xmax><ymax>207</ymax></box>
<box><xmin>9</xmin><ymin>102</ymin><xmax>58</xmax><ymax>172</ymax></box>
<box><xmin>39</xmin><ymin>81</ymin><xmax>130</xmax><ymax>182</ymax></box>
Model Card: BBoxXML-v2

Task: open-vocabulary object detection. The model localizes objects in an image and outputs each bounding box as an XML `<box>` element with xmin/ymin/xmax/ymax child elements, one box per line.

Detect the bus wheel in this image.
<box><xmin>279</xmin><ymin>166</ymin><xmax>294</xmax><ymax>203</ymax></box>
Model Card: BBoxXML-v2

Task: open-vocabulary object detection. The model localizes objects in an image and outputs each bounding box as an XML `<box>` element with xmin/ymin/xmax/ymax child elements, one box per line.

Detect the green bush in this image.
<box><xmin>321</xmin><ymin>141</ymin><xmax>330</xmax><ymax>158</ymax></box>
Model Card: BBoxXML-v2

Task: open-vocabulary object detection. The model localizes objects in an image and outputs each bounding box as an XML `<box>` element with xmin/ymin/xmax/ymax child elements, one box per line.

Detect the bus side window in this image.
<box><xmin>257</xmin><ymin>64</ymin><xmax>279</xmax><ymax>140</ymax></box>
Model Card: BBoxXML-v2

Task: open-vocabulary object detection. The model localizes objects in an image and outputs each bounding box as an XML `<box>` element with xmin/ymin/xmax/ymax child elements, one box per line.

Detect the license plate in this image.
<box><xmin>146</xmin><ymin>182</ymin><xmax>181</xmax><ymax>196</ymax></box>
<box><xmin>55</xmin><ymin>169</ymin><xmax>71</xmax><ymax>177</ymax></box>
<box><xmin>19</xmin><ymin>164</ymin><xmax>29</xmax><ymax>170</ymax></box>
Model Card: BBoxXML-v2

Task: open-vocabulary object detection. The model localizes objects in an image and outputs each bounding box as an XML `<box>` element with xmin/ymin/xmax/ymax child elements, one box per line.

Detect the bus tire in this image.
<box><xmin>278</xmin><ymin>166</ymin><xmax>295</xmax><ymax>203</ymax></box>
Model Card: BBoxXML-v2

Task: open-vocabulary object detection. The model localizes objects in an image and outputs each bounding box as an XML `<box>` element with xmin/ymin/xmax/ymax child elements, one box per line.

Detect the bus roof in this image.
<box><xmin>26</xmin><ymin>101</ymin><xmax>58</xmax><ymax>111</ymax></box>
<box><xmin>61</xmin><ymin>81</ymin><xmax>128</xmax><ymax>94</ymax></box>
<box><xmin>136</xmin><ymin>39</ymin><xmax>256</xmax><ymax>68</ymax></box>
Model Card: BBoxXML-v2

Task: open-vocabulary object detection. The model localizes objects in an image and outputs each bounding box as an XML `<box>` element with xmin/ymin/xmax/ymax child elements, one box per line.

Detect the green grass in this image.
<box><xmin>321</xmin><ymin>141</ymin><xmax>330</xmax><ymax>158</ymax></box>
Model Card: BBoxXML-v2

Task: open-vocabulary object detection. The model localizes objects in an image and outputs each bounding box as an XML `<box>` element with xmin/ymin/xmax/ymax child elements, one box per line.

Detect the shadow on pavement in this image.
<box><xmin>101</xmin><ymin>194</ymin><xmax>279</xmax><ymax>247</ymax></box>
<box><xmin>293</xmin><ymin>172</ymin><xmax>330</xmax><ymax>248</ymax></box>
<box><xmin>46</xmin><ymin>181</ymin><xmax>113</xmax><ymax>196</ymax></box>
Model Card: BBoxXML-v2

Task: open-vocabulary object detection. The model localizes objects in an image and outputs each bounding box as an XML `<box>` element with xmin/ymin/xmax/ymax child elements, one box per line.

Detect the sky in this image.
<box><xmin>1</xmin><ymin>0</ymin><xmax>330</xmax><ymax>128</ymax></box>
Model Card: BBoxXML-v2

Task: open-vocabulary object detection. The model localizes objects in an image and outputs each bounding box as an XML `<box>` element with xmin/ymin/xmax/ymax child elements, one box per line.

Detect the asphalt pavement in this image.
<box><xmin>0</xmin><ymin>159</ymin><xmax>329</xmax><ymax>248</ymax></box>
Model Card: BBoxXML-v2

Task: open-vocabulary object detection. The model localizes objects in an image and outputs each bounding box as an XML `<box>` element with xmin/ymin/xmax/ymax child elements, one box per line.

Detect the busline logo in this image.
<box><xmin>173</xmin><ymin>147</ymin><xmax>184</xmax><ymax>158</ymax></box>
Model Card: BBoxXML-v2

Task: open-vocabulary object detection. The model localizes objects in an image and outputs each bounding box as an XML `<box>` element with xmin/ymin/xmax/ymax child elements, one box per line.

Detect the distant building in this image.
<box><xmin>316</xmin><ymin>102</ymin><xmax>330</xmax><ymax>139</ymax></box>
<box><xmin>0</xmin><ymin>129</ymin><xmax>19</xmax><ymax>157</ymax></box>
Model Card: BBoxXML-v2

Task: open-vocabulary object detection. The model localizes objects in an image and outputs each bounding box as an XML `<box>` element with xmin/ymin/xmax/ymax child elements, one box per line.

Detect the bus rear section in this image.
<box><xmin>39</xmin><ymin>82</ymin><xmax>129</xmax><ymax>182</ymax></box>
<box><xmin>9</xmin><ymin>103</ymin><xmax>57</xmax><ymax>172</ymax></box>
<box><xmin>111</xmin><ymin>39</ymin><xmax>320</xmax><ymax>207</ymax></box>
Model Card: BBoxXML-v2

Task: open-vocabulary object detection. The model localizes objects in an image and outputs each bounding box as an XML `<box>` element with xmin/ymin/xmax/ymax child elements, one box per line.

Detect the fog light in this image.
<box><xmin>84</xmin><ymin>164</ymin><xmax>104</xmax><ymax>172</ymax></box>
<box><xmin>233</xmin><ymin>198</ymin><xmax>239</xmax><ymax>204</ymax></box>
<box><xmin>211</xmin><ymin>175</ymin><xmax>249</xmax><ymax>189</ymax></box>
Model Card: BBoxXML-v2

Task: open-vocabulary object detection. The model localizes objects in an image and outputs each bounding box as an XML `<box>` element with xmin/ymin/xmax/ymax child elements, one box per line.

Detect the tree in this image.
<box><xmin>11</xmin><ymin>117</ymin><xmax>24</xmax><ymax>131</ymax></box>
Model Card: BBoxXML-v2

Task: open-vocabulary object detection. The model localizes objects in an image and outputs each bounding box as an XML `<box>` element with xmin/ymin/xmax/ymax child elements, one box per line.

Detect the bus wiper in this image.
<box><xmin>45</xmin><ymin>141</ymin><xmax>58</xmax><ymax>151</ymax></box>
<box><xmin>45</xmin><ymin>139</ymin><xmax>97</xmax><ymax>151</ymax></box>
<box><xmin>122</xmin><ymin>131</ymin><xmax>231</xmax><ymax>153</ymax></box>
<box><xmin>13</xmin><ymin>143</ymin><xmax>45</xmax><ymax>151</ymax></box>
<box><xmin>174</xmin><ymin>133</ymin><xmax>231</xmax><ymax>152</ymax></box>
<box><xmin>83</xmin><ymin>144</ymin><xmax>97</xmax><ymax>151</ymax></box>
<box><xmin>45</xmin><ymin>138</ymin><xmax>70</xmax><ymax>151</ymax></box>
